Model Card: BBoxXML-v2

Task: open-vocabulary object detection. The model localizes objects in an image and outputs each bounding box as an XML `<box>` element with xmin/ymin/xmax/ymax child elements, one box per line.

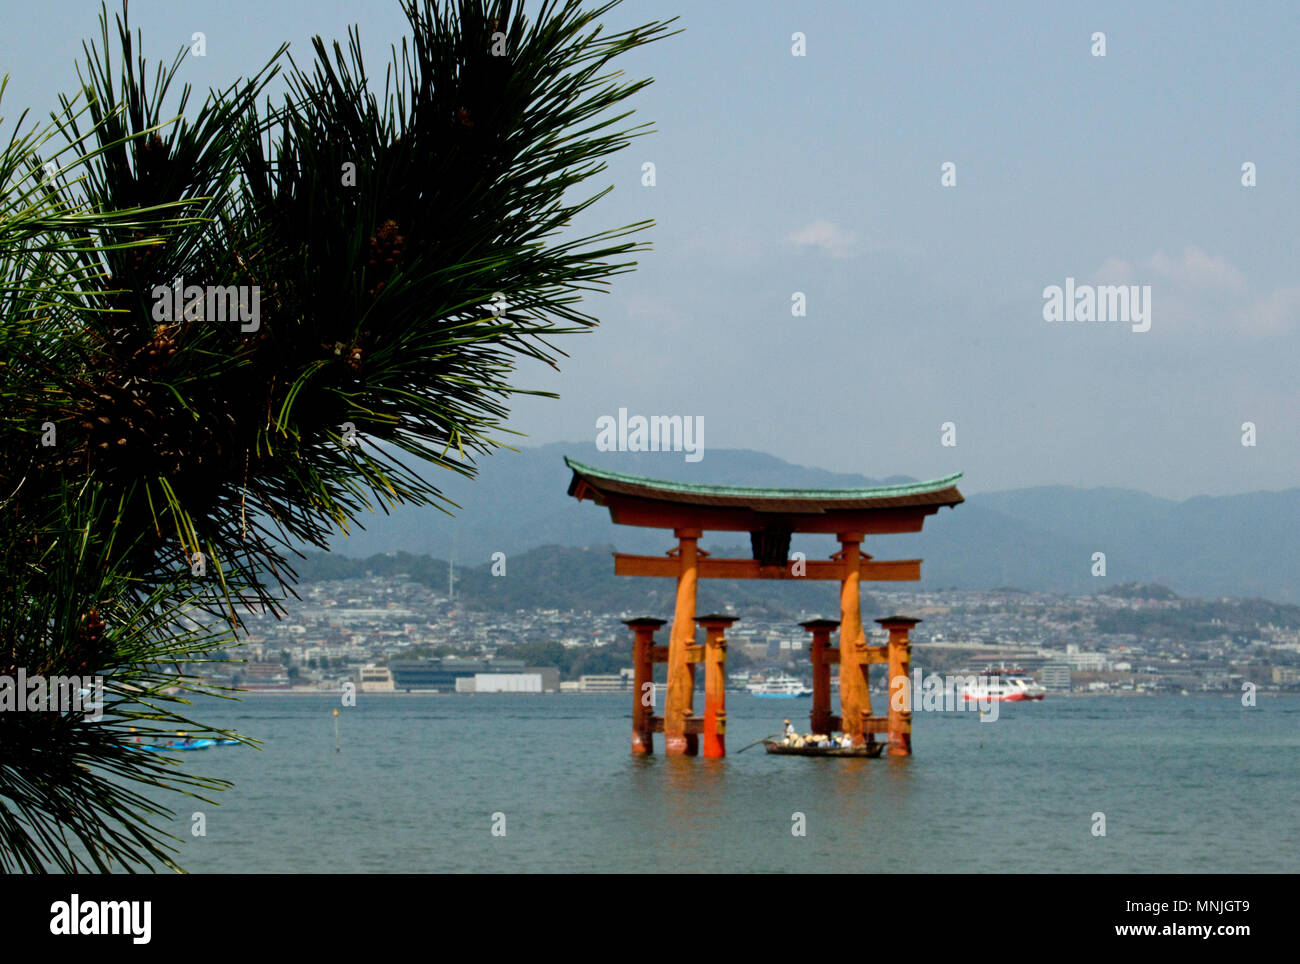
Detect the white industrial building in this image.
<box><xmin>456</xmin><ymin>672</ymin><xmax>544</xmax><ymax>693</ymax></box>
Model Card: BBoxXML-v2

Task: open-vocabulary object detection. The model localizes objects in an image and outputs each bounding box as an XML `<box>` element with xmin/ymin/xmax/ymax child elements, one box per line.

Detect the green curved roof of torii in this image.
<box><xmin>565</xmin><ymin>457</ymin><xmax>964</xmax><ymax>513</ymax></box>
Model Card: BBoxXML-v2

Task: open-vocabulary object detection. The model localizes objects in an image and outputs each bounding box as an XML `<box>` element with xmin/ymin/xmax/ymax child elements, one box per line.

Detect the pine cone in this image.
<box><xmin>366</xmin><ymin>220</ymin><xmax>405</xmax><ymax>267</ymax></box>
<box><xmin>142</xmin><ymin>324</ymin><xmax>178</xmax><ymax>367</ymax></box>
<box><xmin>79</xmin><ymin>608</ymin><xmax>105</xmax><ymax>646</ymax></box>
<box><xmin>365</xmin><ymin>220</ymin><xmax>406</xmax><ymax>298</ymax></box>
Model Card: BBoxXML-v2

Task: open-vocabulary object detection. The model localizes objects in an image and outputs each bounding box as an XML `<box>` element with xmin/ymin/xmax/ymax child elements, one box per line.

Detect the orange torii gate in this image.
<box><xmin>565</xmin><ymin>457</ymin><xmax>964</xmax><ymax>758</ymax></box>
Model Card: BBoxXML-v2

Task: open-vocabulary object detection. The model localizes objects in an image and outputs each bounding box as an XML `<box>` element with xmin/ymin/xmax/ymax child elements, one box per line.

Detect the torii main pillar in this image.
<box><xmin>837</xmin><ymin>532</ymin><xmax>873</xmax><ymax>748</ymax></box>
<box><xmin>664</xmin><ymin>527</ymin><xmax>701</xmax><ymax>755</ymax></box>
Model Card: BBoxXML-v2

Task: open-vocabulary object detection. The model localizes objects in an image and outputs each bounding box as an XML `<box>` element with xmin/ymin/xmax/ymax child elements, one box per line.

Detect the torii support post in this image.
<box><xmin>837</xmin><ymin>533</ymin><xmax>873</xmax><ymax>748</ymax></box>
<box><xmin>695</xmin><ymin>614</ymin><xmax>737</xmax><ymax>758</ymax></box>
<box><xmin>800</xmin><ymin>619</ymin><xmax>840</xmax><ymax>735</ymax></box>
<box><xmin>665</xmin><ymin>528</ymin><xmax>702</xmax><ymax>756</ymax></box>
<box><xmin>624</xmin><ymin>617</ymin><xmax>666</xmax><ymax>755</ymax></box>
<box><xmin>877</xmin><ymin>615</ymin><xmax>920</xmax><ymax>757</ymax></box>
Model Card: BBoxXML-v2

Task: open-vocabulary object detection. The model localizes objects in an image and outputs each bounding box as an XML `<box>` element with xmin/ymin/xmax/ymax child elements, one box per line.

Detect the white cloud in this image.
<box><xmin>1093</xmin><ymin>246</ymin><xmax>1244</xmax><ymax>289</ymax></box>
<box><xmin>1233</xmin><ymin>284</ymin><xmax>1300</xmax><ymax>337</ymax></box>
<box><xmin>1090</xmin><ymin>247</ymin><xmax>1293</xmax><ymax>337</ymax></box>
<box><xmin>787</xmin><ymin>218</ymin><xmax>859</xmax><ymax>259</ymax></box>
<box><xmin>1146</xmin><ymin>247</ymin><xmax>1245</xmax><ymax>290</ymax></box>
<box><xmin>1091</xmin><ymin>256</ymin><xmax>1137</xmax><ymax>284</ymax></box>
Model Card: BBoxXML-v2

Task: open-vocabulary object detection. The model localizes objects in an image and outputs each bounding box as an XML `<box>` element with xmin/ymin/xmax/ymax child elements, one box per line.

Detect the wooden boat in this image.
<box><xmin>762</xmin><ymin>739</ymin><xmax>884</xmax><ymax>758</ymax></box>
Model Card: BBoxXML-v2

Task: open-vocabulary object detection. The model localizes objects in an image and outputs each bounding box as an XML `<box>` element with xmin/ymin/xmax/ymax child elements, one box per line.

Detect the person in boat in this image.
<box><xmin>783</xmin><ymin>719</ymin><xmax>796</xmax><ymax>739</ymax></box>
<box><xmin>838</xmin><ymin>732</ymin><xmax>853</xmax><ymax>748</ymax></box>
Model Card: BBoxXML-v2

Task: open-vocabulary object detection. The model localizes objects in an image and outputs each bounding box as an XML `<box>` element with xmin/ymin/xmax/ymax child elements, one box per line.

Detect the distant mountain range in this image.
<box><xmin>317</xmin><ymin>442</ymin><xmax>1300</xmax><ymax>603</ymax></box>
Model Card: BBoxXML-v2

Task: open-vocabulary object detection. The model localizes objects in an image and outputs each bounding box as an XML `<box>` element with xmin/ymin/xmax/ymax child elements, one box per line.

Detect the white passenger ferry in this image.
<box><xmin>959</xmin><ymin>667</ymin><xmax>1046</xmax><ymax>702</ymax></box>
<box><xmin>747</xmin><ymin>673</ymin><xmax>813</xmax><ymax>698</ymax></box>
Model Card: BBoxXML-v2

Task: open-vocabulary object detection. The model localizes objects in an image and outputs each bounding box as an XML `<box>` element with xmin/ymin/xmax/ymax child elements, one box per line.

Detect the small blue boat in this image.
<box><xmin>134</xmin><ymin>738</ymin><xmax>239</xmax><ymax>752</ymax></box>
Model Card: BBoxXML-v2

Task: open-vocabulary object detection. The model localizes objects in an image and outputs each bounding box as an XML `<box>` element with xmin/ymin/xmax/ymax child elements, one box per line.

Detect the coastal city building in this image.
<box><xmin>359</xmin><ymin>665</ymin><xmax>394</xmax><ymax>691</ymax></box>
<box><xmin>1039</xmin><ymin>663</ymin><xmax>1072</xmax><ymax>692</ymax></box>
<box><xmin>211</xmin><ymin>568</ymin><xmax>1300</xmax><ymax>700</ymax></box>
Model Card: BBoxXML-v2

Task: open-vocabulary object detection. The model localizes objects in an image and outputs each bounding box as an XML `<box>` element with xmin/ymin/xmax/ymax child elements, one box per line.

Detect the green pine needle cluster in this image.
<box><xmin>0</xmin><ymin>0</ymin><xmax>675</xmax><ymax>872</ymax></box>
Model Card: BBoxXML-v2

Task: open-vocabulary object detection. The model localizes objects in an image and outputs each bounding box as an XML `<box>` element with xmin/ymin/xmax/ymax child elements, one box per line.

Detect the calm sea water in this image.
<box><xmin>148</xmin><ymin>693</ymin><xmax>1300</xmax><ymax>873</ymax></box>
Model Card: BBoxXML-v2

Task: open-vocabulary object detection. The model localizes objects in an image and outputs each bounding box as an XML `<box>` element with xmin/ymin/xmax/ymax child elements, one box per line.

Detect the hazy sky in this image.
<box><xmin>4</xmin><ymin>1</ymin><xmax>1296</xmax><ymax>499</ymax></box>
